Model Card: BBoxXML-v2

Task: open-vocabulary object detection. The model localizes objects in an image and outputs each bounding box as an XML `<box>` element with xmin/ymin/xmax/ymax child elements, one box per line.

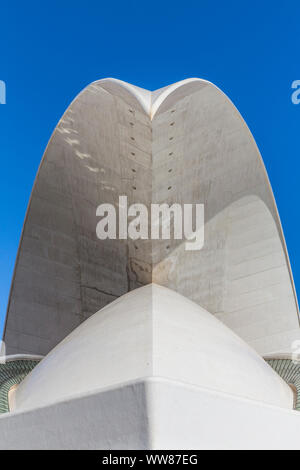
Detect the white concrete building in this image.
<box><xmin>0</xmin><ymin>78</ymin><xmax>300</xmax><ymax>449</ymax></box>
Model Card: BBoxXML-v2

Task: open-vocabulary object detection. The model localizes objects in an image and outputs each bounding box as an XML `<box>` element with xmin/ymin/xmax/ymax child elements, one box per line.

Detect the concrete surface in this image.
<box><xmin>3</xmin><ymin>78</ymin><xmax>299</xmax><ymax>356</ymax></box>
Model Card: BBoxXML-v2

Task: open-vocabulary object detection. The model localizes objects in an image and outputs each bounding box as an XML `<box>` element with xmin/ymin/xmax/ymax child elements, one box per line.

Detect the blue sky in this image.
<box><xmin>0</xmin><ymin>1</ymin><xmax>299</xmax><ymax>334</ymax></box>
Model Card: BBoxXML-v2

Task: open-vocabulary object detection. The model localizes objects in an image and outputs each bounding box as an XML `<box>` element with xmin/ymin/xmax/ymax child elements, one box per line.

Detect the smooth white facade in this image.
<box><xmin>2</xmin><ymin>378</ymin><xmax>300</xmax><ymax>450</ymax></box>
<box><xmin>1</xmin><ymin>285</ymin><xmax>300</xmax><ymax>450</ymax></box>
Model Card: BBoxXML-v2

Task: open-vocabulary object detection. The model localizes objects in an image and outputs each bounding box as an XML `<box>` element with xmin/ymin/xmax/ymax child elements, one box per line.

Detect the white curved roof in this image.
<box><xmin>3</xmin><ymin>78</ymin><xmax>299</xmax><ymax>357</ymax></box>
<box><xmin>11</xmin><ymin>285</ymin><xmax>293</xmax><ymax>412</ymax></box>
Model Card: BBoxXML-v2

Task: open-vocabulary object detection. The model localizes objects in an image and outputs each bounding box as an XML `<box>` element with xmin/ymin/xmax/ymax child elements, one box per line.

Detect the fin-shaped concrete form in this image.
<box><xmin>3</xmin><ymin>78</ymin><xmax>299</xmax><ymax>356</ymax></box>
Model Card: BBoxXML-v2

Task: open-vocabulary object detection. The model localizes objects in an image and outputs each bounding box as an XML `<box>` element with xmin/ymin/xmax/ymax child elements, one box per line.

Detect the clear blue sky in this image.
<box><xmin>0</xmin><ymin>1</ymin><xmax>299</xmax><ymax>334</ymax></box>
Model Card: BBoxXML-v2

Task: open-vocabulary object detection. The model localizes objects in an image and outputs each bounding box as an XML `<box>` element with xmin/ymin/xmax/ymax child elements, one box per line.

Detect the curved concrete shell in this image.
<box><xmin>3</xmin><ymin>78</ymin><xmax>299</xmax><ymax>356</ymax></box>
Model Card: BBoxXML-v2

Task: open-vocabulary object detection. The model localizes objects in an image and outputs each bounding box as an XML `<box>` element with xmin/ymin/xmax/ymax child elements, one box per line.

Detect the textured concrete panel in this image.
<box><xmin>3</xmin><ymin>78</ymin><xmax>299</xmax><ymax>356</ymax></box>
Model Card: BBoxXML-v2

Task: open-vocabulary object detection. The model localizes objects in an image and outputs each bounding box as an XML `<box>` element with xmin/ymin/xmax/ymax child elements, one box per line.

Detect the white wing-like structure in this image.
<box><xmin>3</xmin><ymin>78</ymin><xmax>299</xmax><ymax>356</ymax></box>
